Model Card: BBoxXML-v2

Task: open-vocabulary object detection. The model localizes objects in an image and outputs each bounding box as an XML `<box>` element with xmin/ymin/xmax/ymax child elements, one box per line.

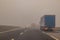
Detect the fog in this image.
<box><xmin>0</xmin><ymin>0</ymin><xmax>60</xmax><ymax>27</ymax></box>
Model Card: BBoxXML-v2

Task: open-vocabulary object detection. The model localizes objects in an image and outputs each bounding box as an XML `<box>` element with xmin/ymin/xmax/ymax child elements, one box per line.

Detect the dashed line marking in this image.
<box><xmin>42</xmin><ymin>31</ymin><xmax>59</xmax><ymax>40</ymax></box>
<box><xmin>11</xmin><ymin>38</ymin><xmax>14</xmax><ymax>40</ymax></box>
<box><xmin>20</xmin><ymin>32</ymin><xmax>24</xmax><ymax>35</ymax></box>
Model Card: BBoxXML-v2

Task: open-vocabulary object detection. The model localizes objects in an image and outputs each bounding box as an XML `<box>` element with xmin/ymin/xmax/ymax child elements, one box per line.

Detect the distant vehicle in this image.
<box><xmin>40</xmin><ymin>15</ymin><xmax>55</xmax><ymax>31</ymax></box>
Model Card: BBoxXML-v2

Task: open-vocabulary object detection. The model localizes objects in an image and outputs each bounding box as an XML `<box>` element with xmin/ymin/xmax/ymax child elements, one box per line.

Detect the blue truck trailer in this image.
<box><xmin>40</xmin><ymin>15</ymin><xmax>55</xmax><ymax>31</ymax></box>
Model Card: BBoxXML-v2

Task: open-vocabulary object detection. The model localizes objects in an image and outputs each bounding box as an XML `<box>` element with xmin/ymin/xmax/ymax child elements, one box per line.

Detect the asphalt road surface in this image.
<box><xmin>17</xmin><ymin>29</ymin><xmax>55</xmax><ymax>40</ymax></box>
<box><xmin>0</xmin><ymin>26</ymin><xmax>55</xmax><ymax>40</ymax></box>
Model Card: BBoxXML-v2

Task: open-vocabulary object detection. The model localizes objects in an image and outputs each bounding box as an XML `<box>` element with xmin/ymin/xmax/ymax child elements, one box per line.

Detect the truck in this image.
<box><xmin>40</xmin><ymin>15</ymin><xmax>55</xmax><ymax>31</ymax></box>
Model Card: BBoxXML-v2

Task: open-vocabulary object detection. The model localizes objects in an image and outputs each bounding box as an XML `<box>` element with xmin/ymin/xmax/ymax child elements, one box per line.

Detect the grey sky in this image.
<box><xmin>0</xmin><ymin>0</ymin><xmax>60</xmax><ymax>27</ymax></box>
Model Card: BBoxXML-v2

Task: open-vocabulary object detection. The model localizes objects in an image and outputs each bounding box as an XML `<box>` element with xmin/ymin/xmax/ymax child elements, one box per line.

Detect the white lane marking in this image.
<box><xmin>49</xmin><ymin>35</ymin><xmax>59</xmax><ymax>40</ymax></box>
<box><xmin>20</xmin><ymin>30</ymin><xmax>27</xmax><ymax>35</ymax></box>
<box><xmin>0</xmin><ymin>28</ymin><xmax>20</xmax><ymax>33</ymax></box>
<box><xmin>11</xmin><ymin>38</ymin><xmax>14</xmax><ymax>40</ymax></box>
<box><xmin>42</xmin><ymin>31</ymin><xmax>59</xmax><ymax>40</ymax></box>
<box><xmin>20</xmin><ymin>32</ymin><xmax>24</xmax><ymax>35</ymax></box>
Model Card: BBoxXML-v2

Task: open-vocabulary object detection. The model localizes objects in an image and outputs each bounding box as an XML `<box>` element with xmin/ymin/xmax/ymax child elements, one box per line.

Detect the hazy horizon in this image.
<box><xmin>0</xmin><ymin>0</ymin><xmax>60</xmax><ymax>27</ymax></box>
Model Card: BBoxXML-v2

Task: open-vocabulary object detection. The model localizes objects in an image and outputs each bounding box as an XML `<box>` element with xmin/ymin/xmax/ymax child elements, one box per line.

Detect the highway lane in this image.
<box><xmin>0</xmin><ymin>27</ymin><xmax>55</xmax><ymax>40</ymax></box>
<box><xmin>0</xmin><ymin>28</ymin><xmax>26</xmax><ymax>40</ymax></box>
<box><xmin>17</xmin><ymin>29</ymin><xmax>55</xmax><ymax>40</ymax></box>
<box><xmin>0</xmin><ymin>26</ymin><xmax>25</xmax><ymax>40</ymax></box>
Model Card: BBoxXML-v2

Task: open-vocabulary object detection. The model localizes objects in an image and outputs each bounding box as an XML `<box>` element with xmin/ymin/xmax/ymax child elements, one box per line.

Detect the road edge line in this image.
<box><xmin>42</xmin><ymin>31</ymin><xmax>59</xmax><ymax>40</ymax></box>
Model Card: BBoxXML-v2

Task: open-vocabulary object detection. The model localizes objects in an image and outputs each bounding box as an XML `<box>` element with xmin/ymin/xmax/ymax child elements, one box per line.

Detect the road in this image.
<box><xmin>0</xmin><ymin>26</ymin><xmax>55</xmax><ymax>40</ymax></box>
<box><xmin>17</xmin><ymin>29</ymin><xmax>55</xmax><ymax>40</ymax></box>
